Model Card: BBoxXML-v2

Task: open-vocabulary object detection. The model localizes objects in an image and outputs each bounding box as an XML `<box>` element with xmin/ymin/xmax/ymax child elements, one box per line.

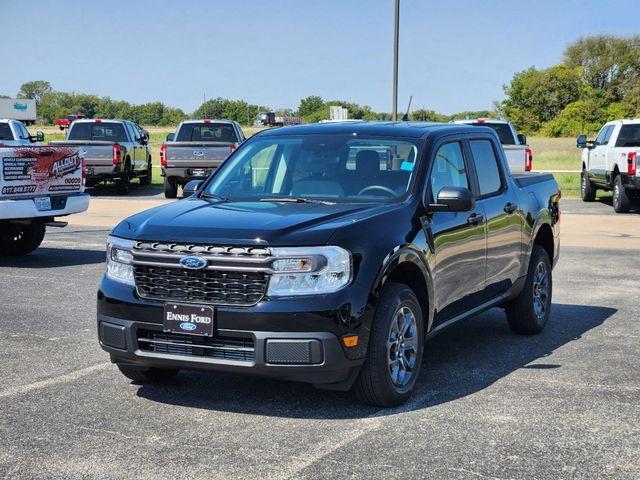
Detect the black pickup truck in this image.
<box><xmin>97</xmin><ymin>122</ymin><xmax>560</xmax><ymax>407</ymax></box>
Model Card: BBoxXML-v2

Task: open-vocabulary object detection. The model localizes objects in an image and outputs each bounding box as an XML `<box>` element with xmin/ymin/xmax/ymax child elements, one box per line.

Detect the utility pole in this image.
<box><xmin>392</xmin><ymin>0</ymin><xmax>399</xmax><ymax>121</ymax></box>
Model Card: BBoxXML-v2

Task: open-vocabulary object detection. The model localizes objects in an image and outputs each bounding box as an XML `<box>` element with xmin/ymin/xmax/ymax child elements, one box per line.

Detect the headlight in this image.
<box><xmin>267</xmin><ymin>246</ymin><xmax>351</xmax><ymax>296</ymax></box>
<box><xmin>106</xmin><ymin>235</ymin><xmax>135</xmax><ymax>286</ymax></box>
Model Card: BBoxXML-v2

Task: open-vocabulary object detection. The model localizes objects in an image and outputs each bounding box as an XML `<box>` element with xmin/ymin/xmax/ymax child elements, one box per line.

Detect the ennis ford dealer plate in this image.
<box><xmin>163</xmin><ymin>303</ymin><xmax>214</xmax><ymax>336</ymax></box>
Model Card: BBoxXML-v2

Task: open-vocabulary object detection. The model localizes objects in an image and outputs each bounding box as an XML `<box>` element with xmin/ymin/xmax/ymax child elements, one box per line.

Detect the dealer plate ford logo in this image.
<box><xmin>179</xmin><ymin>256</ymin><xmax>207</xmax><ymax>270</ymax></box>
<box><xmin>179</xmin><ymin>322</ymin><xmax>197</xmax><ymax>331</ymax></box>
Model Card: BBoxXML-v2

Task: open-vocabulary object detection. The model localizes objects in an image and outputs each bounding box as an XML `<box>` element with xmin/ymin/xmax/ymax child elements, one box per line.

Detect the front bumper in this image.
<box><xmin>97</xmin><ymin>278</ymin><xmax>371</xmax><ymax>388</ymax></box>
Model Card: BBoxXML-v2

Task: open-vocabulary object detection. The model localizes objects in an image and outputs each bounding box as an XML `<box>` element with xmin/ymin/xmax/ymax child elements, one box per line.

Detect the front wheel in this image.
<box><xmin>0</xmin><ymin>223</ymin><xmax>46</xmax><ymax>256</ymax></box>
<box><xmin>612</xmin><ymin>175</ymin><xmax>631</xmax><ymax>213</ymax></box>
<box><xmin>581</xmin><ymin>169</ymin><xmax>596</xmax><ymax>202</ymax></box>
<box><xmin>353</xmin><ymin>283</ymin><xmax>424</xmax><ymax>407</ymax></box>
<box><xmin>505</xmin><ymin>245</ymin><xmax>552</xmax><ymax>335</ymax></box>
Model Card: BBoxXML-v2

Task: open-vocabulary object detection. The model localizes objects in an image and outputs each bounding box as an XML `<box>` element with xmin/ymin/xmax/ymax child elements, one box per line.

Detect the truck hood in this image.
<box><xmin>111</xmin><ymin>197</ymin><xmax>397</xmax><ymax>246</ymax></box>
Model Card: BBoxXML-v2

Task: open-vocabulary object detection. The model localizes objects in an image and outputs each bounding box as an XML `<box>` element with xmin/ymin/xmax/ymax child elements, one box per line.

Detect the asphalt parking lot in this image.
<box><xmin>1</xmin><ymin>196</ymin><xmax>639</xmax><ymax>479</ymax></box>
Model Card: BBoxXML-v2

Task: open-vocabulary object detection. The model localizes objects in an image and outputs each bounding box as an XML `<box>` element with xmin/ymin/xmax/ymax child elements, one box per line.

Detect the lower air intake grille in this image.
<box><xmin>137</xmin><ymin>330</ymin><xmax>255</xmax><ymax>363</ymax></box>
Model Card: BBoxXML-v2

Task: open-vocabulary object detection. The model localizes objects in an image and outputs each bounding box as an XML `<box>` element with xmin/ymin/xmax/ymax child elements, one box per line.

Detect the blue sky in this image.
<box><xmin>1</xmin><ymin>0</ymin><xmax>639</xmax><ymax>115</ymax></box>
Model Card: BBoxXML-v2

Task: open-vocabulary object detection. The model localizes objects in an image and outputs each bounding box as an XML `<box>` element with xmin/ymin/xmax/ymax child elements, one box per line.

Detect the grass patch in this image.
<box><xmin>529</xmin><ymin>137</ymin><xmax>580</xmax><ymax>171</ymax></box>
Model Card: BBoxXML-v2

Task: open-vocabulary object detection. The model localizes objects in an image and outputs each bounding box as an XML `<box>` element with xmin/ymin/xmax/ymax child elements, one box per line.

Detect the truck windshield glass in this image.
<box><xmin>467</xmin><ymin>123</ymin><xmax>515</xmax><ymax>145</ymax></box>
<box><xmin>203</xmin><ymin>135</ymin><xmax>421</xmax><ymax>203</ymax></box>
<box><xmin>176</xmin><ymin>123</ymin><xmax>238</xmax><ymax>142</ymax></box>
<box><xmin>615</xmin><ymin>125</ymin><xmax>640</xmax><ymax>147</ymax></box>
<box><xmin>68</xmin><ymin>123</ymin><xmax>128</xmax><ymax>142</ymax></box>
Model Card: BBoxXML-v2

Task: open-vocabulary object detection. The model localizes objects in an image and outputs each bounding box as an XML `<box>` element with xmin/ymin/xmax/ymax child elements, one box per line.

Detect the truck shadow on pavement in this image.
<box><xmin>136</xmin><ymin>303</ymin><xmax>616</xmax><ymax>419</ymax></box>
<box><xmin>0</xmin><ymin>248</ymin><xmax>105</xmax><ymax>268</ymax></box>
<box><xmin>596</xmin><ymin>197</ymin><xmax>640</xmax><ymax>214</ymax></box>
<box><xmin>87</xmin><ymin>184</ymin><xmax>165</xmax><ymax>198</ymax></box>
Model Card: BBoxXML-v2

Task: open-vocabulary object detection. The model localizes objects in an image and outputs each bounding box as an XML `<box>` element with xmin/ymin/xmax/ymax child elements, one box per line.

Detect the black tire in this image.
<box><xmin>581</xmin><ymin>169</ymin><xmax>596</xmax><ymax>202</ymax></box>
<box><xmin>612</xmin><ymin>175</ymin><xmax>631</xmax><ymax>213</ymax></box>
<box><xmin>164</xmin><ymin>177</ymin><xmax>178</xmax><ymax>198</ymax></box>
<box><xmin>505</xmin><ymin>245</ymin><xmax>552</xmax><ymax>335</ymax></box>
<box><xmin>353</xmin><ymin>282</ymin><xmax>424</xmax><ymax>407</ymax></box>
<box><xmin>139</xmin><ymin>157</ymin><xmax>152</xmax><ymax>186</ymax></box>
<box><xmin>0</xmin><ymin>223</ymin><xmax>46</xmax><ymax>256</ymax></box>
<box><xmin>116</xmin><ymin>161</ymin><xmax>131</xmax><ymax>195</ymax></box>
<box><xmin>117</xmin><ymin>364</ymin><xmax>178</xmax><ymax>383</ymax></box>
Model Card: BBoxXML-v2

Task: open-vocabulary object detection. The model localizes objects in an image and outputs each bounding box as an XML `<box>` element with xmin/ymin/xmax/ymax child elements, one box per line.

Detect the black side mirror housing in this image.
<box><xmin>428</xmin><ymin>187</ymin><xmax>475</xmax><ymax>212</ymax></box>
<box><xmin>517</xmin><ymin>133</ymin><xmax>527</xmax><ymax>145</ymax></box>
<box><xmin>182</xmin><ymin>180</ymin><xmax>203</xmax><ymax>198</ymax></box>
<box><xmin>166</xmin><ymin>133</ymin><xmax>175</xmax><ymax>142</ymax></box>
<box><xmin>576</xmin><ymin>134</ymin><xmax>587</xmax><ymax>149</ymax></box>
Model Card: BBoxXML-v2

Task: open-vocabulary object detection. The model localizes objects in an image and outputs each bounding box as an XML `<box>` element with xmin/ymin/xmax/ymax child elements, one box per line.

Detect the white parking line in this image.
<box><xmin>0</xmin><ymin>363</ymin><xmax>111</xmax><ymax>400</ymax></box>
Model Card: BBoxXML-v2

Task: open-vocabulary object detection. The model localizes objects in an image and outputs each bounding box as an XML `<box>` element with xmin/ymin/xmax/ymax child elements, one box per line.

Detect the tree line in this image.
<box><xmin>8</xmin><ymin>34</ymin><xmax>638</xmax><ymax>135</ymax></box>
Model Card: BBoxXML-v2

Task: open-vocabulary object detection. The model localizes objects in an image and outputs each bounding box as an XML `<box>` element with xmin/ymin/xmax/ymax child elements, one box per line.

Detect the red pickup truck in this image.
<box><xmin>55</xmin><ymin>115</ymin><xmax>86</xmax><ymax>131</ymax></box>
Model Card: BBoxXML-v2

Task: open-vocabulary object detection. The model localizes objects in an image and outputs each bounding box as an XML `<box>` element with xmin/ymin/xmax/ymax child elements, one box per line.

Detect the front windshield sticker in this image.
<box><xmin>401</xmin><ymin>161</ymin><xmax>415</xmax><ymax>172</ymax></box>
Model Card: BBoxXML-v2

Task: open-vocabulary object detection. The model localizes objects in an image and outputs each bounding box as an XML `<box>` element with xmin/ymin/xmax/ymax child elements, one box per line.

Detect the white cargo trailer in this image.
<box><xmin>0</xmin><ymin>98</ymin><xmax>37</xmax><ymax>125</ymax></box>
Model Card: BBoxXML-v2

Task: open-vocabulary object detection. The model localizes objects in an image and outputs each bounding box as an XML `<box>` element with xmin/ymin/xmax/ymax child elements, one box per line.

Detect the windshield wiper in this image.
<box><xmin>259</xmin><ymin>197</ymin><xmax>336</xmax><ymax>205</ymax></box>
<box><xmin>199</xmin><ymin>192</ymin><xmax>231</xmax><ymax>202</ymax></box>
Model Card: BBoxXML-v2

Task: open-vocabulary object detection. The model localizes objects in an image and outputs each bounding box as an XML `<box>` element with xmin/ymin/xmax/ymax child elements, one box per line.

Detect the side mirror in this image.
<box><xmin>35</xmin><ymin>131</ymin><xmax>45</xmax><ymax>142</ymax></box>
<box><xmin>428</xmin><ymin>186</ymin><xmax>475</xmax><ymax>212</ymax></box>
<box><xmin>517</xmin><ymin>133</ymin><xmax>527</xmax><ymax>145</ymax></box>
<box><xmin>166</xmin><ymin>133</ymin><xmax>175</xmax><ymax>142</ymax></box>
<box><xmin>576</xmin><ymin>134</ymin><xmax>587</xmax><ymax>149</ymax></box>
<box><xmin>182</xmin><ymin>180</ymin><xmax>203</xmax><ymax>198</ymax></box>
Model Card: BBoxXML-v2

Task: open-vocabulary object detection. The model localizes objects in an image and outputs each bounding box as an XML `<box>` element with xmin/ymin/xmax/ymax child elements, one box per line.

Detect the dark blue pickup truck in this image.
<box><xmin>97</xmin><ymin>121</ymin><xmax>560</xmax><ymax>407</ymax></box>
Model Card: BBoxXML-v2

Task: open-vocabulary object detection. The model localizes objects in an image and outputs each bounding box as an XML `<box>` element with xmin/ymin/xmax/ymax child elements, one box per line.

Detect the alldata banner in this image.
<box><xmin>1</xmin><ymin>146</ymin><xmax>83</xmax><ymax>197</ymax></box>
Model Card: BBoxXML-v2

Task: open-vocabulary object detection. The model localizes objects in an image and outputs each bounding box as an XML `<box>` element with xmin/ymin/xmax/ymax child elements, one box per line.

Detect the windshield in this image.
<box><xmin>176</xmin><ymin>123</ymin><xmax>238</xmax><ymax>142</ymax></box>
<box><xmin>68</xmin><ymin>122</ymin><xmax>128</xmax><ymax>142</ymax></box>
<box><xmin>202</xmin><ymin>134</ymin><xmax>421</xmax><ymax>203</ymax></box>
<box><xmin>616</xmin><ymin>125</ymin><xmax>640</xmax><ymax>147</ymax></box>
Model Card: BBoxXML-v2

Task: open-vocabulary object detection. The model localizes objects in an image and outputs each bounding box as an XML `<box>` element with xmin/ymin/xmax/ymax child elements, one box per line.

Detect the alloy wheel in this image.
<box><xmin>532</xmin><ymin>261</ymin><xmax>550</xmax><ymax>320</ymax></box>
<box><xmin>387</xmin><ymin>306</ymin><xmax>419</xmax><ymax>387</ymax></box>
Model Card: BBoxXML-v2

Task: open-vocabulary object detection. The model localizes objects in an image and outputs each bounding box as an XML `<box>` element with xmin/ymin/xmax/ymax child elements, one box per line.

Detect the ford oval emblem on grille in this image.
<box><xmin>179</xmin><ymin>256</ymin><xmax>207</xmax><ymax>270</ymax></box>
<box><xmin>193</xmin><ymin>150</ymin><xmax>204</xmax><ymax>156</ymax></box>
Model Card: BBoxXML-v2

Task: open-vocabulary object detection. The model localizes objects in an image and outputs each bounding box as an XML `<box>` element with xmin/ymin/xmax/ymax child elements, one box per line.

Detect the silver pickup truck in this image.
<box><xmin>160</xmin><ymin>120</ymin><xmax>244</xmax><ymax>198</ymax></box>
<box><xmin>50</xmin><ymin>119</ymin><xmax>152</xmax><ymax>195</ymax></box>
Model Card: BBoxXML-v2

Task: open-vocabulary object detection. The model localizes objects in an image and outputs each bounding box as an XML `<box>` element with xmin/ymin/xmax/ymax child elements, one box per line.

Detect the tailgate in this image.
<box><xmin>166</xmin><ymin>142</ymin><xmax>233</xmax><ymax>167</ymax></box>
<box><xmin>502</xmin><ymin>145</ymin><xmax>526</xmax><ymax>174</ymax></box>
<box><xmin>1</xmin><ymin>146</ymin><xmax>84</xmax><ymax>198</ymax></box>
<box><xmin>50</xmin><ymin>141</ymin><xmax>115</xmax><ymax>166</ymax></box>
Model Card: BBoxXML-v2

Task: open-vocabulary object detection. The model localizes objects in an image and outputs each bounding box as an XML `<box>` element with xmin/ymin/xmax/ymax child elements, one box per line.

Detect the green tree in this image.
<box><xmin>17</xmin><ymin>80</ymin><xmax>53</xmax><ymax>105</ymax></box>
<box><xmin>410</xmin><ymin>109</ymin><xmax>448</xmax><ymax>122</ymax></box>
<box><xmin>297</xmin><ymin>95</ymin><xmax>324</xmax><ymax>117</ymax></box>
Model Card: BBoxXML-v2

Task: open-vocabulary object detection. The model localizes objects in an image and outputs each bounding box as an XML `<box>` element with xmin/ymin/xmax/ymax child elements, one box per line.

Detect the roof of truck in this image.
<box><xmin>258</xmin><ymin>121</ymin><xmax>493</xmax><ymax>139</ymax></box>
<box><xmin>452</xmin><ymin>118</ymin><xmax>509</xmax><ymax>125</ymax></box>
<box><xmin>181</xmin><ymin>119</ymin><xmax>236</xmax><ymax>124</ymax></box>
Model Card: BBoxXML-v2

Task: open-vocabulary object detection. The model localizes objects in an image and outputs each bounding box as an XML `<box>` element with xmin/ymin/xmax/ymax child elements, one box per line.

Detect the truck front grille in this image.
<box><xmin>131</xmin><ymin>242</ymin><xmax>272</xmax><ymax>306</ymax></box>
<box><xmin>137</xmin><ymin>330</ymin><xmax>255</xmax><ymax>362</ymax></box>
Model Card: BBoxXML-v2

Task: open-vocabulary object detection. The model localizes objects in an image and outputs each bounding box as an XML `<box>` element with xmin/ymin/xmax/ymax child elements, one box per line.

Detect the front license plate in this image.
<box><xmin>34</xmin><ymin>196</ymin><xmax>51</xmax><ymax>211</ymax></box>
<box><xmin>163</xmin><ymin>303</ymin><xmax>215</xmax><ymax>336</ymax></box>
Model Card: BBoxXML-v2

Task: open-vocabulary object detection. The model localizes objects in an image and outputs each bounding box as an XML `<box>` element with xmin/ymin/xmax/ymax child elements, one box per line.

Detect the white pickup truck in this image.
<box><xmin>453</xmin><ymin>119</ymin><xmax>532</xmax><ymax>173</ymax></box>
<box><xmin>0</xmin><ymin>120</ymin><xmax>89</xmax><ymax>255</ymax></box>
<box><xmin>579</xmin><ymin>120</ymin><xmax>640</xmax><ymax>212</ymax></box>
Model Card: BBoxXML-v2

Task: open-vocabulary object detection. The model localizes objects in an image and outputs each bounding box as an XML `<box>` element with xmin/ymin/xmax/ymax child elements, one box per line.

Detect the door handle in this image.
<box><xmin>467</xmin><ymin>213</ymin><xmax>484</xmax><ymax>225</ymax></box>
<box><xmin>503</xmin><ymin>202</ymin><xmax>518</xmax><ymax>214</ymax></box>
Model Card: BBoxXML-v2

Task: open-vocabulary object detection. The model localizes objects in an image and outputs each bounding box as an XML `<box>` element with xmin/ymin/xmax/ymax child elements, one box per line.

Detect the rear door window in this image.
<box><xmin>470</xmin><ymin>140</ymin><xmax>503</xmax><ymax>196</ymax></box>
<box><xmin>615</xmin><ymin>125</ymin><xmax>640</xmax><ymax>147</ymax></box>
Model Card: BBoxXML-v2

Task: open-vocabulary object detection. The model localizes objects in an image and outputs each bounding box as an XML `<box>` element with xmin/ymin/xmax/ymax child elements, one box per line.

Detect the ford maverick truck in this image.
<box><xmin>160</xmin><ymin>120</ymin><xmax>244</xmax><ymax>198</ymax></box>
<box><xmin>98</xmin><ymin>122</ymin><xmax>560</xmax><ymax>407</ymax></box>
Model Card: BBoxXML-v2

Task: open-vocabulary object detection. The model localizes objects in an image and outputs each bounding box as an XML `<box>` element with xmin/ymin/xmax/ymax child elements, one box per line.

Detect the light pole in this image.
<box><xmin>392</xmin><ymin>0</ymin><xmax>399</xmax><ymax>121</ymax></box>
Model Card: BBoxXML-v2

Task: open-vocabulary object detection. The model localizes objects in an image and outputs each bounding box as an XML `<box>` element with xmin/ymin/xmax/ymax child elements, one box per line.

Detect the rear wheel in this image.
<box><xmin>0</xmin><ymin>223</ymin><xmax>46</xmax><ymax>256</ymax></box>
<box><xmin>139</xmin><ymin>156</ymin><xmax>152</xmax><ymax>186</ymax></box>
<box><xmin>505</xmin><ymin>245</ymin><xmax>552</xmax><ymax>335</ymax></box>
<box><xmin>581</xmin><ymin>169</ymin><xmax>596</xmax><ymax>202</ymax></box>
<box><xmin>612</xmin><ymin>175</ymin><xmax>631</xmax><ymax>213</ymax></box>
<box><xmin>117</xmin><ymin>364</ymin><xmax>178</xmax><ymax>383</ymax></box>
<box><xmin>116</xmin><ymin>161</ymin><xmax>131</xmax><ymax>195</ymax></box>
<box><xmin>164</xmin><ymin>177</ymin><xmax>178</xmax><ymax>198</ymax></box>
<box><xmin>353</xmin><ymin>283</ymin><xmax>424</xmax><ymax>407</ymax></box>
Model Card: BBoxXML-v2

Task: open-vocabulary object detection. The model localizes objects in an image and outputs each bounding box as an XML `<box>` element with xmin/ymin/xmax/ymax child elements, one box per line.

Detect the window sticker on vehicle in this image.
<box><xmin>401</xmin><ymin>161</ymin><xmax>415</xmax><ymax>171</ymax></box>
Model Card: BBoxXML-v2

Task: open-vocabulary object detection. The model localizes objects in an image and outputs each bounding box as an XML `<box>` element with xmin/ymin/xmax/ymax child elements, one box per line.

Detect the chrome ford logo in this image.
<box><xmin>193</xmin><ymin>150</ymin><xmax>204</xmax><ymax>156</ymax></box>
<box><xmin>179</xmin><ymin>256</ymin><xmax>207</xmax><ymax>270</ymax></box>
<box><xmin>179</xmin><ymin>322</ymin><xmax>197</xmax><ymax>331</ymax></box>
